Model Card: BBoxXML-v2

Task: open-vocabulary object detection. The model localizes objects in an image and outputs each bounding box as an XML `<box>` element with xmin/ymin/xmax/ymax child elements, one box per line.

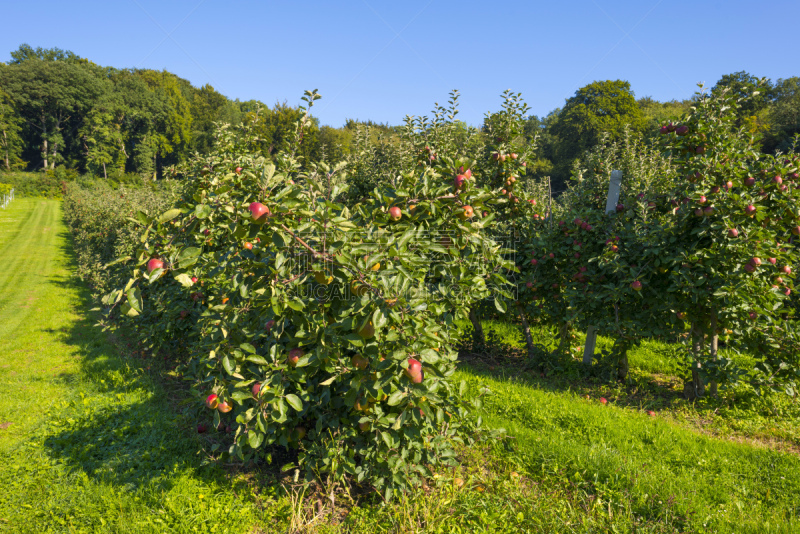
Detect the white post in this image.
<box><xmin>582</xmin><ymin>170</ymin><xmax>622</xmax><ymax>365</ymax></box>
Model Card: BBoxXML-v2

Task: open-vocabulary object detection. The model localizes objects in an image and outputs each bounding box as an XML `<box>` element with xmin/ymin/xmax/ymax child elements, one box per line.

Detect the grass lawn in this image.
<box><xmin>1</xmin><ymin>198</ymin><xmax>798</xmax><ymax>533</ymax></box>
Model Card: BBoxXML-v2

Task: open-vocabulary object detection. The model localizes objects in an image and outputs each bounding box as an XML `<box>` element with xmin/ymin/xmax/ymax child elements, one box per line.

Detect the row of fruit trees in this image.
<box><xmin>90</xmin><ymin>85</ymin><xmax>798</xmax><ymax>497</ymax></box>
<box><xmin>0</xmin><ymin>184</ymin><xmax>13</xmax><ymax>209</ymax></box>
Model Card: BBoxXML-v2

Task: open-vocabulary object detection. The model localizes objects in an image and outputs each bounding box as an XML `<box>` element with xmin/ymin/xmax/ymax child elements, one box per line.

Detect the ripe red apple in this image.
<box><xmin>459</xmin><ymin>205</ymin><xmax>474</xmax><ymax>220</ymax></box>
<box><xmin>530</xmin><ymin>258</ymin><xmax>538</xmax><ymax>266</ymax></box>
<box><xmin>244</xmin><ymin>242</ymin><xmax>253</xmax><ymax>250</ymax></box>
<box><xmin>252</xmin><ymin>382</ymin><xmax>262</xmax><ymax>397</ymax></box>
<box><xmin>785</xmin><ymin>289</ymin><xmax>792</xmax><ymax>296</ymax></box>
<box><xmin>750</xmin><ymin>257</ymin><xmax>762</xmax><ymax>267</ymax></box>
<box><xmin>694</xmin><ymin>208</ymin><xmax>703</xmax><ymax>217</ymax></box>
<box><xmin>249</xmin><ymin>202</ymin><xmax>271</xmax><ymax>224</ymax></box>
<box><xmin>549</xmin><ymin>253</ymin><xmax>555</xmax><ymax>259</ymax></box>
<box><xmin>659</xmin><ymin>125</ymin><xmax>669</xmax><ymax>134</ymax></box>
<box><xmin>631</xmin><ymin>280</ymin><xmax>642</xmax><ymax>291</ymax></box>
<box><xmin>358</xmin><ymin>421</ymin><xmax>370</xmax><ymax>432</ymax></box>
<box><xmin>389</xmin><ymin>206</ymin><xmax>402</xmax><ymax>221</ymax></box>
<box><xmin>454</xmin><ymin>174</ymin><xmax>467</xmax><ymax>190</ymax></box>
<box><xmin>351</xmin><ymin>354</ymin><xmax>369</xmax><ymax>370</ymax></box>
<box><xmin>745</xmin><ymin>176</ymin><xmax>756</xmax><ymax>186</ymax></box>
<box><xmin>235</xmin><ymin>167</ymin><xmax>243</xmax><ymax>174</ymax></box>
<box><xmin>782</xmin><ymin>266</ymin><xmax>792</xmax><ymax>275</ymax></box>
<box><xmin>191</xmin><ymin>276</ymin><xmax>198</xmax><ymax>283</ymax></box>
<box><xmin>667</xmin><ymin>122</ymin><xmax>676</xmax><ymax>132</ymax></box>
<box><xmin>405</xmin><ymin>358</ymin><xmax>423</xmax><ymax>381</ymax></box>
<box><xmin>203</xmin><ymin>229</ymin><xmax>210</xmax><ymax>236</ymax></box>
<box><xmin>264</xmin><ymin>319</ymin><xmax>275</xmax><ymax>332</ymax></box>
<box><xmin>217</xmin><ymin>401</ymin><xmax>232</xmax><ymax>413</ymax></box>
<box><xmin>526</xmin><ymin>282</ymin><xmax>533</xmax><ymax>288</ymax></box>
<box><xmin>197</xmin><ymin>423</ymin><xmax>208</xmax><ymax>433</ymax></box>
<box><xmin>773</xmin><ymin>175</ymin><xmax>783</xmax><ymax>185</ymax></box>
<box><xmin>616</xmin><ymin>203</ymin><xmax>625</xmax><ymax>212</ymax></box>
<box><xmin>647</xmin><ymin>410</ymin><xmax>655</xmax><ymax>417</ymax></box>
<box><xmin>699</xmin><ymin>196</ymin><xmax>707</xmax><ymax>204</ymax></box>
<box><xmin>725</xmin><ymin>181</ymin><xmax>734</xmax><ymax>190</ymax></box>
<box><xmin>768</xmin><ymin>258</ymin><xmax>777</xmax><ymax>265</ymax></box>
<box><xmin>677</xmin><ymin>312</ymin><xmax>686</xmax><ymax>320</ymax></box>
<box><xmin>676</xmin><ymin>125</ymin><xmax>689</xmax><ymax>136</ymax></box>
<box><xmin>744</xmin><ymin>264</ymin><xmax>755</xmax><ymax>273</ymax></box>
<box><xmin>147</xmin><ymin>258</ymin><xmax>164</xmax><ymax>273</ymax></box>
<box><xmin>748</xmin><ymin>311</ymin><xmax>757</xmax><ymax>321</ymax></box>
<box><xmin>728</xmin><ymin>228</ymin><xmax>739</xmax><ymax>238</ymax></box>
<box><xmin>600</xmin><ymin>397</ymin><xmax>608</xmax><ymax>405</ymax></box>
<box><xmin>703</xmin><ymin>206</ymin><xmax>715</xmax><ymax>216</ymax></box>
<box><xmin>745</xmin><ymin>205</ymin><xmax>757</xmax><ymax>216</ymax></box>
<box><xmin>710</xmin><ymin>186</ymin><xmax>720</xmax><ymax>194</ymax></box>
<box><xmin>206</xmin><ymin>394</ymin><xmax>220</xmax><ymax>409</ymax></box>
<box><xmin>287</xmin><ymin>348</ymin><xmax>303</xmax><ymax>367</ymax></box>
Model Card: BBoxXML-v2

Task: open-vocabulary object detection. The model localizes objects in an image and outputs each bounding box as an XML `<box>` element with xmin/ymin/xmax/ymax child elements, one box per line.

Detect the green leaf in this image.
<box><xmin>493</xmin><ymin>298</ymin><xmax>507</xmax><ymax>313</ymax></box>
<box><xmin>246</xmin><ymin>355</ymin><xmax>269</xmax><ymax>365</ymax></box>
<box><xmin>126</xmin><ymin>287</ymin><xmax>142</xmax><ymax>312</ymax></box>
<box><xmin>285</xmin><ymin>394</ymin><xmax>304</xmax><ymax>412</ymax></box>
<box><xmin>174</xmin><ymin>273</ymin><xmax>194</xmax><ymax>287</ymax></box>
<box><xmin>240</xmin><ymin>343</ymin><xmax>256</xmax><ymax>354</ymax></box>
<box><xmin>387</xmin><ymin>390</ymin><xmax>406</xmax><ymax>406</ymax></box>
<box><xmin>195</xmin><ymin>204</ymin><xmax>213</xmax><ymax>219</ymax></box>
<box><xmin>222</xmin><ymin>355</ymin><xmax>236</xmax><ymax>375</ymax></box>
<box><xmin>248</xmin><ymin>429</ymin><xmax>264</xmax><ymax>449</ymax></box>
<box><xmin>318</xmin><ymin>375</ymin><xmax>337</xmax><ymax>386</ymax></box>
<box><xmin>157</xmin><ymin>208</ymin><xmax>183</xmax><ymax>224</ymax></box>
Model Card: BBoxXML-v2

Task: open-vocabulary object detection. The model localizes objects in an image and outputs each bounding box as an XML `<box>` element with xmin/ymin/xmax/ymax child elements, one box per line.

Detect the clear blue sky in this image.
<box><xmin>3</xmin><ymin>1</ymin><xmax>798</xmax><ymax>127</ymax></box>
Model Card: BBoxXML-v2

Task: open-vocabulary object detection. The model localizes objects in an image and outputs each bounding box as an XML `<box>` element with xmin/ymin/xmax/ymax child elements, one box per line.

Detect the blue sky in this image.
<box><xmin>2</xmin><ymin>1</ymin><xmax>798</xmax><ymax>127</ymax></box>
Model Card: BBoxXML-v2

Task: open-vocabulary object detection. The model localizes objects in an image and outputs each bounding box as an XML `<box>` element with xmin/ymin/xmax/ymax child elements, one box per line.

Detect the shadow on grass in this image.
<box><xmin>38</xmin><ymin>229</ymin><xmax>296</xmax><ymax>493</ymax></box>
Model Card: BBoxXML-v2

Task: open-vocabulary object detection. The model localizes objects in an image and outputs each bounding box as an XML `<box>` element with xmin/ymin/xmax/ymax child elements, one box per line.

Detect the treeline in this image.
<box><xmin>1</xmin><ymin>44</ymin><xmax>798</xmax><ymax>191</ymax></box>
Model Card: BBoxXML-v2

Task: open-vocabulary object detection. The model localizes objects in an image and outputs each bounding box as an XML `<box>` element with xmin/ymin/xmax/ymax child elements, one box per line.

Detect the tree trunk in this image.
<box><xmin>102</xmin><ymin>162</ymin><xmax>107</xmax><ymax>180</ymax></box>
<box><xmin>617</xmin><ymin>346</ymin><xmax>629</xmax><ymax>380</ymax></box>
<box><xmin>516</xmin><ymin>302</ymin><xmax>535</xmax><ymax>358</ymax></box>
<box><xmin>691</xmin><ymin>322</ymin><xmax>705</xmax><ymax>398</ymax></box>
<box><xmin>2</xmin><ymin>130</ymin><xmax>8</xmax><ymax>171</ymax></box>
<box><xmin>710</xmin><ymin>314</ymin><xmax>719</xmax><ymax>397</ymax></box>
<box><xmin>582</xmin><ymin>326</ymin><xmax>597</xmax><ymax>365</ymax></box>
<box><xmin>50</xmin><ymin>141</ymin><xmax>58</xmax><ymax>169</ymax></box>
<box><xmin>557</xmin><ymin>321</ymin><xmax>572</xmax><ymax>355</ymax></box>
<box><xmin>42</xmin><ymin>138</ymin><xmax>48</xmax><ymax>169</ymax></box>
<box><xmin>468</xmin><ymin>307</ymin><xmax>485</xmax><ymax>346</ymax></box>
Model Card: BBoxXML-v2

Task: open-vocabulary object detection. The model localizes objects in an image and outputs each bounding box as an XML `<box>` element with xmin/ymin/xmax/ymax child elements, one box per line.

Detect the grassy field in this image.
<box><xmin>1</xmin><ymin>198</ymin><xmax>799</xmax><ymax>533</ymax></box>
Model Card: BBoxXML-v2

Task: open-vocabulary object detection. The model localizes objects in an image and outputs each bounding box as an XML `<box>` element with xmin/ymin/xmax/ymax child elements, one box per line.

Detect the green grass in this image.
<box><xmin>2</xmin><ymin>198</ymin><xmax>799</xmax><ymax>532</ymax></box>
<box><xmin>0</xmin><ymin>199</ymin><xmax>287</xmax><ymax>533</ymax></box>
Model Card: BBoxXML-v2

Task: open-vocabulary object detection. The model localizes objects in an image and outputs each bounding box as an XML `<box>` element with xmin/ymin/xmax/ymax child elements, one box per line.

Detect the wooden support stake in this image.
<box><xmin>582</xmin><ymin>170</ymin><xmax>623</xmax><ymax>365</ymax></box>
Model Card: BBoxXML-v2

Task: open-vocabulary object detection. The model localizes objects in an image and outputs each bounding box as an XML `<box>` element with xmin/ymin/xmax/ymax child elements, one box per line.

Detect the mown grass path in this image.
<box><xmin>0</xmin><ymin>200</ymin><xmax>282</xmax><ymax>533</ymax></box>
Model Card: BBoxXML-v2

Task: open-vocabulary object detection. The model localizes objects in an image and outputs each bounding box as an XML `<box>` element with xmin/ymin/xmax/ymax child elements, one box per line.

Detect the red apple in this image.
<box><xmin>206</xmin><ymin>394</ymin><xmax>220</xmax><ymax>409</ymax></box>
<box><xmin>725</xmin><ymin>181</ymin><xmax>734</xmax><ymax>190</ymax></box>
<box><xmin>191</xmin><ymin>276</ymin><xmax>198</xmax><ymax>283</ymax></box>
<box><xmin>389</xmin><ymin>206</ymin><xmax>402</xmax><ymax>221</ymax></box>
<box><xmin>703</xmin><ymin>206</ymin><xmax>715</xmax><ymax>216</ymax></box>
<box><xmin>530</xmin><ymin>258</ymin><xmax>538</xmax><ymax>266</ymax></box>
<box><xmin>647</xmin><ymin>410</ymin><xmax>655</xmax><ymax>417</ymax></box>
<box><xmin>287</xmin><ymin>348</ymin><xmax>303</xmax><ymax>367</ymax></box>
<box><xmin>235</xmin><ymin>167</ymin><xmax>243</xmax><ymax>174</ymax></box>
<box><xmin>745</xmin><ymin>176</ymin><xmax>756</xmax><ymax>187</ymax></box>
<box><xmin>405</xmin><ymin>358</ymin><xmax>423</xmax><ymax>381</ymax></box>
<box><xmin>600</xmin><ymin>397</ymin><xmax>608</xmax><ymax>405</ymax></box>
<box><xmin>264</xmin><ymin>319</ymin><xmax>275</xmax><ymax>332</ymax></box>
<box><xmin>459</xmin><ymin>205</ymin><xmax>474</xmax><ymax>220</ymax></box>
<box><xmin>252</xmin><ymin>382</ymin><xmax>262</xmax><ymax>397</ymax></box>
<box><xmin>676</xmin><ymin>125</ymin><xmax>689</xmax><ymax>136</ymax></box>
<box><xmin>244</xmin><ymin>242</ymin><xmax>253</xmax><ymax>250</ymax></box>
<box><xmin>526</xmin><ymin>282</ymin><xmax>533</xmax><ymax>288</ymax></box>
<box><xmin>217</xmin><ymin>401</ymin><xmax>232</xmax><ymax>413</ymax></box>
<box><xmin>728</xmin><ymin>228</ymin><xmax>739</xmax><ymax>238</ymax></box>
<box><xmin>197</xmin><ymin>423</ymin><xmax>208</xmax><ymax>433</ymax></box>
<box><xmin>782</xmin><ymin>266</ymin><xmax>792</xmax><ymax>275</ymax></box>
<box><xmin>773</xmin><ymin>175</ymin><xmax>783</xmax><ymax>185</ymax></box>
<box><xmin>769</xmin><ymin>258</ymin><xmax>777</xmax><ymax>265</ymax></box>
<box><xmin>745</xmin><ymin>205</ymin><xmax>757</xmax><ymax>216</ymax></box>
<box><xmin>249</xmin><ymin>202</ymin><xmax>271</xmax><ymax>223</ymax></box>
<box><xmin>631</xmin><ymin>280</ymin><xmax>642</xmax><ymax>291</ymax></box>
<box><xmin>616</xmin><ymin>204</ymin><xmax>625</xmax><ymax>212</ymax></box>
<box><xmin>549</xmin><ymin>253</ymin><xmax>555</xmax><ymax>259</ymax></box>
<box><xmin>351</xmin><ymin>354</ymin><xmax>369</xmax><ymax>370</ymax></box>
<box><xmin>750</xmin><ymin>257</ymin><xmax>762</xmax><ymax>267</ymax></box>
<box><xmin>147</xmin><ymin>258</ymin><xmax>164</xmax><ymax>273</ymax></box>
<box><xmin>744</xmin><ymin>264</ymin><xmax>755</xmax><ymax>273</ymax></box>
<box><xmin>749</xmin><ymin>311</ymin><xmax>757</xmax><ymax>321</ymax></box>
<box><xmin>454</xmin><ymin>174</ymin><xmax>467</xmax><ymax>190</ymax></box>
